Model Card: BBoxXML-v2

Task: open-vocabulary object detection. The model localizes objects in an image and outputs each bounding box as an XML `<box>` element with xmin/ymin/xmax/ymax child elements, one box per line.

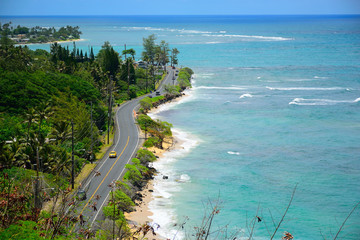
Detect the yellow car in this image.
<box><xmin>109</xmin><ymin>151</ymin><xmax>117</xmax><ymax>158</ymax></box>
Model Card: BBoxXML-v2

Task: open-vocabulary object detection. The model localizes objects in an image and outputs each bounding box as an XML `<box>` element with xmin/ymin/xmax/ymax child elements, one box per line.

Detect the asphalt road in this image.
<box><xmin>71</xmin><ymin>66</ymin><xmax>178</xmax><ymax>231</ymax></box>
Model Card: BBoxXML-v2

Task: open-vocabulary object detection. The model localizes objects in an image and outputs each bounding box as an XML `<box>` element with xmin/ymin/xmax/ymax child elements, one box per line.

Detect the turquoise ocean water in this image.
<box><xmin>2</xmin><ymin>15</ymin><xmax>359</xmax><ymax>239</ymax></box>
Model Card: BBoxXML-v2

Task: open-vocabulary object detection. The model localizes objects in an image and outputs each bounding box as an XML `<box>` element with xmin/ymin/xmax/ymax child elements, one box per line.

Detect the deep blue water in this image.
<box><xmin>2</xmin><ymin>15</ymin><xmax>360</xmax><ymax>239</ymax></box>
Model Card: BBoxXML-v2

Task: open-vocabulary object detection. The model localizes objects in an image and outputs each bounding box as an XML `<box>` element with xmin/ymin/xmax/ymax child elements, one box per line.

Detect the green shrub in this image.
<box><xmin>143</xmin><ymin>136</ymin><xmax>160</xmax><ymax>148</ymax></box>
<box><xmin>111</xmin><ymin>189</ymin><xmax>135</xmax><ymax>212</ymax></box>
<box><xmin>123</xmin><ymin>164</ymin><xmax>142</xmax><ymax>185</ymax></box>
<box><xmin>103</xmin><ymin>204</ymin><xmax>125</xmax><ymax>220</ymax></box>
<box><xmin>0</xmin><ymin>221</ymin><xmax>45</xmax><ymax>240</ymax></box>
<box><xmin>139</xmin><ymin>97</ymin><xmax>152</xmax><ymax>112</ymax></box>
<box><xmin>137</xmin><ymin>149</ymin><xmax>156</xmax><ymax>164</ymax></box>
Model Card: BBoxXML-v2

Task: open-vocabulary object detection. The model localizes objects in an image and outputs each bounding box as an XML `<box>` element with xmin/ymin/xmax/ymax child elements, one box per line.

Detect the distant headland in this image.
<box><xmin>0</xmin><ymin>22</ymin><xmax>82</xmax><ymax>45</ymax></box>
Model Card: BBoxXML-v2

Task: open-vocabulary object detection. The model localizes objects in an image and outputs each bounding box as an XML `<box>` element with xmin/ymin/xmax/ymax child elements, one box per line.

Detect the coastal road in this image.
<box><xmin>71</xmin><ymin>66</ymin><xmax>178</xmax><ymax>231</ymax></box>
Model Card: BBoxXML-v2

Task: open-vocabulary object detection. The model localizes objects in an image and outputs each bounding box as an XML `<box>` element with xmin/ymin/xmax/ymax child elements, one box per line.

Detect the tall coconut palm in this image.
<box><xmin>50</xmin><ymin>121</ymin><xmax>71</xmax><ymax>145</ymax></box>
<box><xmin>49</xmin><ymin>149</ymin><xmax>72</xmax><ymax>178</ymax></box>
<box><xmin>22</xmin><ymin>108</ymin><xmax>38</xmax><ymax>145</ymax></box>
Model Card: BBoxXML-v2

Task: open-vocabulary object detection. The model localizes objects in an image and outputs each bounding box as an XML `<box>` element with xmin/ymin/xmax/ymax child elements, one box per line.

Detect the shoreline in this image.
<box><xmin>17</xmin><ymin>38</ymin><xmax>86</xmax><ymax>46</ymax></box>
<box><xmin>125</xmin><ymin>93</ymin><xmax>191</xmax><ymax>239</ymax></box>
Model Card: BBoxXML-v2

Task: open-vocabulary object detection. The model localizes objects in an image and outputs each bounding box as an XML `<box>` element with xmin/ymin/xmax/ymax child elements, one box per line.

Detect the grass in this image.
<box><xmin>95</xmin><ymin>125</ymin><xmax>115</xmax><ymax>161</ymax></box>
<box><xmin>74</xmin><ymin>163</ymin><xmax>96</xmax><ymax>188</ymax></box>
<box><xmin>155</xmin><ymin>72</ymin><xmax>166</xmax><ymax>89</ymax></box>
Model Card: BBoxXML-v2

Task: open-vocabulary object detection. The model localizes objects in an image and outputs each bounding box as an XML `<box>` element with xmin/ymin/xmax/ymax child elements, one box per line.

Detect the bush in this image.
<box><xmin>139</xmin><ymin>97</ymin><xmax>152</xmax><ymax>112</ymax></box>
<box><xmin>137</xmin><ymin>149</ymin><xmax>156</xmax><ymax>165</ymax></box>
<box><xmin>137</xmin><ymin>114</ymin><xmax>153</xmax><ymax>131</ymax></box>
<box><xmin>143</xmin><ymin>136</ymin><xmax>160</xmax><ymax>148</ymax></box>
<box><xmin>0</xmin><ymin>221</ymin><xmax>45</xmax><ymax>240</ymax></box>
<box><xmin>123</xmin><ymin>164</ymin><xmax>142</xmax><ymax>186</ymax></box>
<box><xmin>129</xmin><ymin>85</ymin><xmax>138</xmax><ymax>99</ymax></box>
<box><xmin>182</xmin><ymin>67</ymin><xmax>194</xmax><ymax>75</ymax></box>
<box><xmin>103</xmin><ymin>204</ymin><xmax>125</xmax><ymax>220</ymax></box>
<box><xmin>111</xmin><ymin>189</ymin><xmax>135</xmax><ymax>212</ymax></box>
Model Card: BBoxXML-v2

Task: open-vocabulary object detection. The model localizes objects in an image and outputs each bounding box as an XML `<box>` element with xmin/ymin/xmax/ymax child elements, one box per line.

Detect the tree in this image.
<box><xmin>142</xmin><ymin>34</ymin><xmax>157</xmax><ymax>65</ymax></box>
<box><xmin>157</xmin><ymin>40</ymin><xmax>169</xmax><ymax>70</ymax></box>
<box><xmin>0</xmin><ymin>35</ymin><xmax>14</xmax><ymax>47</ymax></box>
<box><xmin>171</xmin><ymin>48</ymin><xmax>180</xmax><ymax>67</ymax></box>
<box><xmin>122</xmin><ymin>48</ymin><xmax>136</xmax><ymax>60</ymax></box>
<box><xmin>97</xmin><ymin>41</ymin><xmax>120</xmax><ymax>77</ymax></box>
<box><xmin>50</xmin><ymin>121</ymin><xmax>71</xmax><ymax>145</ymax></box>
<box><xmin>139</xmin><ymin>97</ymin><xmax>152</xmax><ymax>113</ymax></box>
<box><xmin>89</xmin><ymin>46</ymin><xmax>95</xmax><ymax>61</ymax></box>
<box><xmin>164</xmin><ymin>84</ymin><xmax>180</xmax><ymax>97</ymax></box>
<box><xmin>136</xmin><ymin>149</ymin><xmax>156</xmax><ymax>165</ymax></box>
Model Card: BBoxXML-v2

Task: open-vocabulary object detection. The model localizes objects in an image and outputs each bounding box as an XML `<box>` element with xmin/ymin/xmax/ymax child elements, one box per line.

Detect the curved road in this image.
<box><xmin>72</xmin><ymin>66</ymin><xmax>178</xmax><ymax>231</ymax></box>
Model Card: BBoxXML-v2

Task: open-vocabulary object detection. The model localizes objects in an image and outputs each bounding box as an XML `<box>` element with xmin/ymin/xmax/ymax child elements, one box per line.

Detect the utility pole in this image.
<box><xmin>173</xmin><ymin>70</ymin><xmax>175</xmax><ymax>85</ymax></box>
<box><xmin>34</xmin><ymin>147</ymin><xmax>41</xmax><ymax>209</ymax></box>
<box><xmin>127</xmin><ymin>60</ymin><xmax>130</xmax><ymax>99</ymax></box>
<box><xmin>90</xmin><ymin>101</ymin><xmax>93</xmax><ymax>163</ymax></box>
<box><xmin>145</xmin><ymin>67</ymin><xmax>148</xmax><ymax>93</ymax></box>
<box><xmin>71</xmin><ymin>120</ymin><xmax>74</xmax><ymax>189</ymax></box>
<box><xmin>112</xmin><ymin>181</ymin><xmax>115</xmax><ymax>240</ymax></box>
<box><xmin>124</xmin><ymin>44</ymin><xmax>127</xmax><ymax>60</ymax></box>
<box><xmin>163</xmin><ymin>46</ymin><xmax>166</xmax><ymax>71</ymax></box>
<box><xmin>108</xmin><ymin>76</ymin><xmax>112</xmax><ymax>144</ymax></box>
<box><xmin>145</xmin><ymin>121</ymin><xmax>147</xmax><ymax>140</ymax></box>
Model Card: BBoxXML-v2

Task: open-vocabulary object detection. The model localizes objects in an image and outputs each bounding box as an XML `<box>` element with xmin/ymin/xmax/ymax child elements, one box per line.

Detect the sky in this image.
<box><xmin>1</xmin><ymin>0</ymin><xmax>360</xmax><ymax>16</ymax></box>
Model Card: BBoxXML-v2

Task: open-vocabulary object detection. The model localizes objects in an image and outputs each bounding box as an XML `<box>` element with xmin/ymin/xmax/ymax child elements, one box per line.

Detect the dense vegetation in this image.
<box><xmin>0</xmin><ymin>22</ymin><xmax>82</xmax><ymax>44</ymax></box>
<box><xmin>0</xmin><ymin>31</ymin><xmax>192</xmax><ymax>239</ymax></box>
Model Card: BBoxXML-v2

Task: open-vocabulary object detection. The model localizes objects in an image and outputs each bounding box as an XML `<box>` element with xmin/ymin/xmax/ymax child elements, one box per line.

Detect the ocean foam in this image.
<box><xmin>267</xmin><ymin>86</ymin><xmax>348</xmax><ymax>91</ymax></box>
<box><xmin>176</xmin><ymin>174</ymin><xmax>191</xmax><ymax>183</ymax></box>
<box><xmin>239</xmin><ymin>93</ymin><xmax>253</xmax><ymax>99</ymax></box>
<box><xmin>314</xmin><ymin>76</ymin><xmax>329</xmax><ymax>79</ymax></box>
<box><xmin>148</xmin><ymin>89</ymin><xmax>194</xmax><ymax>116</ymax></box>
<box><xmin>149</xmin><ymin>128</ymin><xmax>199</xmax><ymax>240</ymax></box>
<box><xmin>122</xmin><ymin>26</ymin><xmax>166</xmax><ymax>31</ymax></box>
<box><xmin>121</xmin><ymin>26</ymin><xmax>212</xmax><ymax>35</ymax></box>
<box><xmin>289</xmin><ymin>97</ymin><xmax>360</xmax><ymax>105</ymax></box>
<box><xmin>228</xmin><ymin>151</ymin><xmax>241</xmax><ymax>155</ymax></box>
<box><xmin>197</xmin><ymin>86</ymin><xmax>245</xmax><ymax>90</ymax></box>
<box><xmin>202</xmin><ymin>33</ymin><xmax>293</xmax><ymax>41</ymax></box>
<box><xmin>205</xmin><ymin>41</ymin><xmax>223</xmax><ymax>44</ymax></box>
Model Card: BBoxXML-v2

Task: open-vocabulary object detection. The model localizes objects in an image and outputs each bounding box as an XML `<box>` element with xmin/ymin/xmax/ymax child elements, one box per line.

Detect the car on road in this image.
<box><xmin>77</xmin><ymin>189</ymin><xmax>87</xmax><ymax>200</ymax></box>
<box><xmin>156</xmin><ymin>91</ymin><xmax>161</xmax><ymax>96</ymax></box>
<box><xmin>109</xmin><ymin>151</ymin><xmax>117</xmax><ymax>158</ymax></box>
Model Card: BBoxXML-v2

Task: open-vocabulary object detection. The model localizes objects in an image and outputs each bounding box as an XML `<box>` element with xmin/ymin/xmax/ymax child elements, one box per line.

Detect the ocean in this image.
<box><xmin>2</xmin><ymin>15</ymin><xmax>359</xmax><ymax>239</ymax></box>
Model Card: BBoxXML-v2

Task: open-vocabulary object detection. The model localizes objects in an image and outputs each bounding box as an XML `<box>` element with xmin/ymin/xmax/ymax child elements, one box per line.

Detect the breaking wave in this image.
<box><xmin>228</xmin><ymin>151</ymin><xmax>241</xmax><ymax>155</ymax></box>
<box><xmin>267</xmin><ymin>87</ymin><xmax>348</xmax><ymax>91</ymax></box>
<box><xmin>202</xmin><ymin>34</ymin><xmax>293</xmax><ymax>41</ymax></box>
<box><xmin>197</xmin><ymin>86</ymin><xmax>245</xmax><ymax>90</ymax></box>
<box><xmin>239</xmin><ymin>93</ymin><xmax>253</xmax><ymax>99</ymax></box>
<box><xmin>121</xmin><ymin>26</ymin><xmax>292</xmax><ymax>41</ymax></box>
<box><xmin>289</xmin><ymin>97</ymin><xmax>360</xmax><ymax>105</ymax></box>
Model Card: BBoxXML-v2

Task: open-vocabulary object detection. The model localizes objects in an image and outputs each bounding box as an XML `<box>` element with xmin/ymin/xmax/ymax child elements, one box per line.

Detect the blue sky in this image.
<box><xmin>1</xmin><ymin>0</ymin><xmax>360</xmax><ymax>15</ymax></box>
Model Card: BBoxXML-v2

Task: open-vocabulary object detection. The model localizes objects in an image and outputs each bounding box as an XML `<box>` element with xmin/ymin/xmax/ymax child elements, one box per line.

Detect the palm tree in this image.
<box><xmin>22</xmin><ymin>108</ymin><xmax>38</xmax><ymax>145</ymax></box>
<box><xmin>49</xmin><ymin>149</ymin><xmax>72</xmax><ymax>178</ymax></box>
<box><xmin>15</xmin><ymin>138</ymin><xmax>36</xmax><ymax>169</ymax></box>
<box><xmin>122</xmin><ymin>48</ymin><xmax>136</xmax><ymax>60</ymax></box>
<box><xmin>0</xmin><ymin>142</ymin><xmax>17</xmax><ymax>168</ymax></box>
<box><xmin>50</xmin><ymin>121</ymin><xmax>71</xmax><ymax>145</ymax></box>
<box><xmin>35</xmin><ymin>101</ymin><xmax>53</xmax><ymax>147</ymax></box>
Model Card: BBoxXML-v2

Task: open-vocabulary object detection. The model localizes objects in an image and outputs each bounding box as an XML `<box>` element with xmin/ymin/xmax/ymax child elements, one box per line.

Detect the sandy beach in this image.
<box><xmin>17</xmin><ymin>38</ymin><xmax>86</xmax><ymax>45</ymax></box>
<box><xmin>125</xmin><ymin>94</ymin><xmax>189</xmax><ymax>239</ymax></box>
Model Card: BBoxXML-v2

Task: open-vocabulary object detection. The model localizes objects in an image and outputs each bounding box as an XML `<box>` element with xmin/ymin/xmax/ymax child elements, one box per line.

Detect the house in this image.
<box><xmin>135</xmin><ymin>61</ymin><xmax>148</xmax><ymax>69</ymax></box>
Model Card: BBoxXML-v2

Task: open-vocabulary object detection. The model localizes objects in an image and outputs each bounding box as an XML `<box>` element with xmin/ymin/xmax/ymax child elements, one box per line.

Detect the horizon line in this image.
<box><xmin>1</xmin><ymin>14</ymin><xmax>360</xmax><ymax>17</ymax></box>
